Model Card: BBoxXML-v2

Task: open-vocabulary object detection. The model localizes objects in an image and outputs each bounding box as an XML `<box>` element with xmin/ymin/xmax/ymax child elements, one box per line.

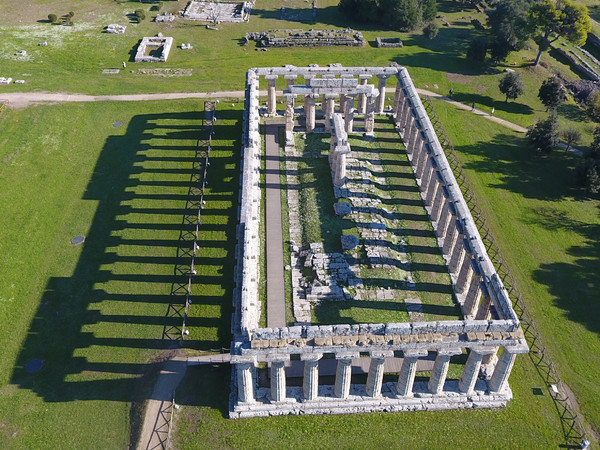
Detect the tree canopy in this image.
<box><xmin>527</xmin><ymin>112</ymin><xmax>560</xmax><ymax>153</ymax></box>
<box><xmin>486</xmin><ymin>0</ymin><xmax>532</xmax><ymax>63</ymax></box>
<box><xmin>528</xmin><ymin>0</ymin><xmax>591</xmax><ymax>65</ymax></box>
<box><xmin>499</xmin><ymin>71</ymin><xmax>524</xmax><ymax>102</ymax></box>
<box><xmin>339</xmin><ymin>0</ymin><xmax>437</xmax><ymax>31</ymax></box>
<box><xmin>538</xmin><ymin>76</ymin><xmax>566</xmax><ymax>110</ymax></box>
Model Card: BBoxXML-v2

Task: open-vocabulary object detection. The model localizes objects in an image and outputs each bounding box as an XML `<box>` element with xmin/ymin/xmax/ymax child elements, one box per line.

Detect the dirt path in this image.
<box><xmin>137</xmin><ymin>355</ymin><xmax>187</xmax><ymax>450</ymax></box>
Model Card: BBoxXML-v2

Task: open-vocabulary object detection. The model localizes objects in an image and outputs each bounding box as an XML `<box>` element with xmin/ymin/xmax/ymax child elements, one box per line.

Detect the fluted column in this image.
<box><xmin>364</xmin><ymin>94</ymin><xmax>377</xmax><ymax>134</ymax></box>
<box><xmin>448</xmin><ymin>222</ymin><xmax>466</xmax><ymax>273</ymax></box>
<box><xmin>334</xmin><ymin>153</ymin><xmax>348</xmax><ymax>187</ymax></box>
<box><xmin>304</xmin><ymin>94</ymin><xmax>316</xmax><ymax>132</ymax></box>
<box><xmin>324</xmin><ymin>94</ymin><xmax>336</xmax><ymax>131</ymax></box>
<box><xmin>475</xmin><ymin>285</ymin><xmax>492</xmax><ymax>320</ymax></box>
<box><xmin>463</xmin><ymin>264</ymin><xmax>483</xmax><ymax>316</ymax></box>
<box><xmin>488</xmin><ymin>344</ymin><xmax>528</xmax><ymax>392</ymax></box>
<box><xmin>458</xmin><ymin>348</ymin><xmax>491</xmax><ymax>394</ymax></box>
<box><xmin>393</xmin><ymin>78</ymin><xmax>404</xmax><ymax>118</ymax></box>
<box><xmin>344</xmin><ymin>95</ymin><xmax>355</xmax><ymax>133</ymax></box>
<box><xmin>401</xmin><ymin>101</ymin><xmax>414</xmax><ymax>132</ymax></box>
<box><xmin>442</xmin><ymin>216</ymin><xmax>459</xmax><ymax>255</ymax></box>
<box><xmin>358</xmin><ymin>76</ymin><xmax>370</xmax><ymax>114</ymax></box>
<box><xmin>376</xmin><ymin>74</ymin><xmax>390</xmax><ymax>113</ymax></box>
<box><xmin>285</xmin><ymin>95</ymin><xmax>295</xmax><ymax>134</ymax></box>
<box><xmin>438</xmin><ymin>200</ymin><xmax>455</xmax><ymax>241</ymax></box>
<box><xmin>334</xmin><ymin>352</ymin><xmax>358</xmax><ymax>398</ymax></box>
<box><xmin>424</xmin><ymin>166</ymin><xmax>440</xmax><ymax>206</ymax></box>
<box><xmin>301</xmin><ymin>353</ymin><xmax>322</xmax><ymax>401</ymax></box>
<box><xmin>339</xmin><ymin>93</ymin><xmax>347</xmax><ymax>116</ymax></box>
<box><xmin>266</xmin><ymin>75</ymin><xmax>278</xmax><ymax>116</ymax></box>
<box><xmin>415</xmin><ymin>145</ymin><xmax>431</xmax><ymax>181</ymax></box>
<box><xmin>455</xmin><ymin>240</ymin><xmax>474</xmax><ymax>293</ymax></box>
<box><xmin>428</xmin><ymin>348</ymin><xmax>462</xmax><ymax>394</ymax></box>
<box><xmin>267</xmin><ymin>354</ymin><xmax>289</xmax><ymax>402</ymax></box>
<box><xmin>284</xmin><ymin>74</ymin><xmax>297</xmax><ymax>90</ymax></box>
<box><xmin>232</xmin><ymin>355</ymin><xmax>257</xmax><ymax>403</ymax></box>
<box><xmin>366</xmin><ymin>351</ymin><xmax>393</xmax><ymax>397</ymax></box>
<box><xmin>396</xmin><ymin>349</ymin><xmax>427</xmax><ymax>397</ymax></box>
<box><xmin>430</xmin><ymin>175</ymin><xmax>445</xmax><ymax>223</ymax></box>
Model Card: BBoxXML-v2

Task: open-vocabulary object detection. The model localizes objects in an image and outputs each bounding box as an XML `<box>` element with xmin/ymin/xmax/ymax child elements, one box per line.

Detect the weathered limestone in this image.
<box><xmin>334</xmin><ymin>353</ymin><xmax>358</xmax><ymax>398</ymax></box>
<box><xmin>301</xmin><ymin>353</ymin><xmax>322</xmax><ymax>401</ymax></box>
<box><xmin>134</xmin><ymin>36</ymin><xmax>173</xmax><ymax>63</ymax></box>
<box><xmin>305</xmin><ymin>94</ymin><xmax>317</xmax><ymax>132</ymax></box>
<box><xmin>428</xmin><ymin>348</ymin><xmax>462</xmax><ymax>394</ymax></box>
<box><xmin>344</xmin><ymin>95</ymin><xmax>355</xmax><ymax>133</ymax></box>
<box><xmin>366</xmin><ymin>351</ymin><xmax>394</xmax><ymax>397</ymax></box>
<box><xmin>396</xmin><ymin>349</ymin><xmax>428</xmax><ymax>397</ymax></box>
<box><xmin>266</xmin><ymin>75</ymin><xmax>278</xmax><ymax>115</ymax></box>
<box><xmin>231</xmin><ymin>66</ymin><xmax>527</xmax><ymax>419</ymax></box>
<box><xmin>376</xmin><ymin>74</ymin><xmax>390</xmax><ymax>114</ymax></box>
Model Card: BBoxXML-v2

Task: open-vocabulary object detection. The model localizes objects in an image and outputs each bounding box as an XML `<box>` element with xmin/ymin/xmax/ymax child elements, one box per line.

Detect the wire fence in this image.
<box><xmin>162</xmin><ymin>100</ymin><xmax>216</xmax><ymax>342</ymax></box>
<box><xmin>421</xmin><ymin>95</ymin><xmax>589</xmax><ymax>447</ymax></box>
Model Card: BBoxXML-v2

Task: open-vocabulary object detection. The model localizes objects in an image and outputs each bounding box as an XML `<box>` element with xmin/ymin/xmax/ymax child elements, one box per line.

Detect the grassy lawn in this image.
<box><xmin>430</xmin><ymin>97</ymin><xmax>600</xmax><ymax>437</ymax></box>
<box><xmin>0</xmin><ymin>99</ymin><xmax>240</xmax><ymax>448</ymax></box>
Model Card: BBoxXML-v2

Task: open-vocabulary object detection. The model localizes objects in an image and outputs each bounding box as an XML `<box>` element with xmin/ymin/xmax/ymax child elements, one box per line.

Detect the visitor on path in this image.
<box><xmin>449</xmin><ymin>88</ymin><xmax>454</xmax><ymax>98</ymax></box>
<box><xmin>472</xmin><ymin>102</ymin><xmax>476</xmax><ymax>111</ymax></box>
<box><xmin>122</xmin><ymin>61</ymin><xmax>126</xmax><ymax>68</ymax></box>
<box><xmin>491</xmin><ymin>106</ymin><xmax>495</xmax><ymax>116</ymax></box>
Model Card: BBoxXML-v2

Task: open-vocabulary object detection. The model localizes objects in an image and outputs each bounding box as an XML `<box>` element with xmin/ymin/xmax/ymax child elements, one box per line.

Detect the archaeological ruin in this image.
<box><xmin>182</xmin><ymin>0</ymin><xmax>253</xmax><ymax>22</ymax></box>
<box><xmin>229</xmin><ymin>65</ymin><xmax>528</xmax><ymax>418</ymax></box>
<box><xmin>134</xmin><ymin>36</ymin><xmax>173</xmax><ymax>63</ymax></box>
<box><xmin>245</xmin><ymin>29</ymin><xmax>365</xmax><ymax>48</ymax></box>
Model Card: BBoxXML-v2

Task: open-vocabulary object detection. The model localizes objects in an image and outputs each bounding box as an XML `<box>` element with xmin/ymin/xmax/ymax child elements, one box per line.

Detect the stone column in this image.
<box><xmin>334</xmin><ymin>152</ymin><xmax>348</xmax><ymax>187</ymax></box>
<box><xmin>424</xmin><ymin>167</ymin><xmax>440</xmax><ymax>207</ymax></box>
<box><xmin>301</xmin><ymin>353</ymin><xmax>322</xmax><ymax>401</ymax></box>
<box><xmin>488</xmin><ymin>345</ymin><xmax>528</xmax><ymax>392</ymax></box>
<box><xmin>458</xmin><ymin>347</ymin><xmax>491</xmax><ymax>394</ymax></box>
<box><xmin>393</xmin><ymin>77</ymin><xmax>404</xmax><ymax>118</ymax></box>
<box><xmin>339</xmin><ymin>93</ymin><xmax>347</xmax><ymax>116</ymax></box>
<box><xmin>267</xmin><ymin>354</ymin><xmax>289</xmax><ymax>402</ymax></box>
<box><xmin>366</xmin><ymin>351</ymin><xmax>393</xmax><ymax>397</ymax></box>
<box><xmin>455</xmin><ymin>241</ymin><xmax>474</xmax><ymax>293</ymax></box>
<box><xmin>364</xmin><ymin>94</ymin><xmax>377</xmax><ymax>134</ymax></box>
<box><xmin>305</xmin><ymin>94</ymin><xmax>316</xmax><ymax>133</ymax></box>
<box><xmin>334</xmin><ymin>352</ymin><xmax>358</xmax><ymax>398</ymax></box>
<box><xmin>463</xmin><ymin>264</ymin><xmax>483</xmax><ymax>317</ymax></box>
<box><xmin>447</xmin><ymin>221</ymin><xmax>465</xmax><ymax>273</ymax></box>
<box><xmin>324</xmin><ymin>94</ymin><xmax>336</xmax><ymax>131</ymax></box>
<box><xmin>428</xmin><ymin>348</ymin><xmax>462</xmax><ymax>395</ymax></box>
<box><xmin>396</xmin><ymin>349</ymin><xmax>427</xmax><ymax>397</ymax></box>
<box><xmin>442</xmin><ymin>216</ymin><xmax>459</xmax><ymax>255</ymax></box>
<box><xmin>358</xmin><ymin>76</ymin><xmax>370</xmax><ymax>114</ymax></box>
<box><xmin>376</xmin><ymin>74</ymin><xmax>390</xmax><ymax>114</ymax></box>
<box><xmin>438</xmin><ymin>200</ymin><xmax>456</xmax><ymax>241</ymax></box>
<box><xmin>475</xmin><ymin>285</ymin><xmax>492</xmax><ymax>320</ymax></box>
<box><xmin>344</xmin><ymin>95</ymin><xmax>355</xmax><ymax>133</ymax></box>
<box><xmin>415</xmin><ymin>145</ymin><xmax>430</xmax><ymax>181</ymax></box>
<box><xmin>430</xmin><ymin>175</ymin><xmax>445</xmax><ymax>223</ymax></box>
<box><xmin>266</xmin><ymin>75</ymin><xmax>278</xmax><ymax>116</ymax></box>
<box><xmin>232</xmin><ymin>355</ymin><xmax>257</xmax><ymax>403</ymax></box>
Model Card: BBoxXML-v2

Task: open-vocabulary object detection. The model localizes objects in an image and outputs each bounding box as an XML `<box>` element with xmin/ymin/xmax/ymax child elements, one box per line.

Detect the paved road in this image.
<box><xmin>264</xmin><ymin>122</ymin><xmax>286</xmax><ymax>328</ymax></box>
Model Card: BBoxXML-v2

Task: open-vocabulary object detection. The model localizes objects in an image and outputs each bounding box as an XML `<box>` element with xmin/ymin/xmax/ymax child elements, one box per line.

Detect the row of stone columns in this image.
<box><xmin>393</xmin><ymin>85</ymin><xmax>494</xmax><ymax>320</ymax></box>
<box><xmin>234</xmin><ymin>344</ymin><xmax>524</xmax><ymax>403</ymax></box>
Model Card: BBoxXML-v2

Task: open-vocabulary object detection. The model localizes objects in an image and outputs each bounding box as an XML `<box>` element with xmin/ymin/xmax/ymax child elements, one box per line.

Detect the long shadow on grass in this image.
<box><xmin>11</xmin><ymin>110</ymin><xmax>239</xmax><ymax>406</ymax></box>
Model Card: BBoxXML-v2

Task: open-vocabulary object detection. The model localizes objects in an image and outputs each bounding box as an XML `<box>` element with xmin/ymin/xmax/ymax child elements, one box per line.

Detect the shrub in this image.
<box><xmin>588</xmin><ymin>91</ymin><xmax>600</xmax><ymax>122</ymax></box>
<box><xmin>467</xmin><ymin>37</ymin><xmax>487</xmax><ymax>61</ymax></box>
<box><xmin>423</xmin><ymin>22</ymin><xmax>439</xmax><ymax>39</ymax></box>
<box><xmin>135</xmin><ymin>9</ymin><xmax>146</xmax><ymax>22</ymax></box>
<box><xmin>561</xmin><ymin>128</ymin><xmax>581</xmax><ymax>152</ymax></box>
<box><xmin>48</xmin><ymin>13</ymin><xmax>57</xmax><ymax>23</ymax></box>
<box><xmin>68</xmin><ymin>11</ymin><xmax>75</xmax><ymax>18</ymax></box>
<box><xmin>498</xmin><ymin>71</ymin><xmax>524</xmax><ymax>102</ymax></box>
<box><xmin>527</xmin><ymin>112</ymin><xmax>559</xmax><ymax>153</ymax></box>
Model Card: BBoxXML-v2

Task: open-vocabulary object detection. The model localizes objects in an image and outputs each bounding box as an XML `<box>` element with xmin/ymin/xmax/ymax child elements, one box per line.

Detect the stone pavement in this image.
<box><xmin>265</xmin><ymin>122</ymin><xmax>286</xmax><ymax>328</ymax></box>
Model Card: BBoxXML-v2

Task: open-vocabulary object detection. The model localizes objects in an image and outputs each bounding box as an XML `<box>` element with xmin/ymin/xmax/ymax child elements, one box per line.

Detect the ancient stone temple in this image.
<box><xmin>230</xmin><ymin>65</ymin><xmax>527</xmax><ymax>418</ymax></box>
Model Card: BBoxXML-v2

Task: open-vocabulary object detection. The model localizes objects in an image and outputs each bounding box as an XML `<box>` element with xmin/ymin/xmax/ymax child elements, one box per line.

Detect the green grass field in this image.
<box><xmin>0</xmin><ymin>0</ymin><xmax>600</xmax><ymax>447</ymax></box>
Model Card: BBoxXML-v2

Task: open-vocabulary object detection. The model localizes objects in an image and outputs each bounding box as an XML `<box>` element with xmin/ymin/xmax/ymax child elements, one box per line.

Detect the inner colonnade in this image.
<box><xmin>229</xmin><ymin>66</ymin><xmax>527</xmax><ymax>418</ymax></box>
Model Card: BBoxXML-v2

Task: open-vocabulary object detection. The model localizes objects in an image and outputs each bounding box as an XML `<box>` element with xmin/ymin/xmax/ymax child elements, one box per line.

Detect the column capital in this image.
<box><xmin>467</xmin><ymin>346</ymin><xmax>497</xmax><ymax>355</ymax></box>
<box><xmin>300</xmin><ymin>353</ymin><xmax>323</xmax><ymax>361</ymax></box>
<box><xmin>266</xmin><ymin>354</ymin><xmax>290</xmax><ymax>363</ymax></box>
<box><xmin>231</xmin><ymin>355</ymin><xmax>257</xmax><ymax>365</ymax></box>
<box><xmin>335</xmin><ymin>351</ymin><xmax>359</xmax><ymax>360</ymax></box>
<box><xmin>359</xmin><ymin>74</ymin><xmax>373</xmax><ymax>80</ymax></box>
<box><xmin>436</xmin><ymin>347</ymin><xmax>463</xmax><ymax>356</ymax></box>
<box><xmin>377</xmin><ymin>74</ymin><xmax>391</xmax><ymax>80</ymax></box>
<box><xmin>403</xmin><ymin>349</ymin><xmax>429</xmax><ymax>358</ymax></box>
<box><xmin>264</xmin><ymin>74</ymin><xmax>279</xmax><ymax>81</ymax></box>
<box><xmin>504</xmin><ymin>342</ymin><xmax>529</xmax><ymax>354</ymax></box>
<box><xmin>370</xmin><ymin>351</ymin><xmax>394</xmax><ymax>359</ymax></box>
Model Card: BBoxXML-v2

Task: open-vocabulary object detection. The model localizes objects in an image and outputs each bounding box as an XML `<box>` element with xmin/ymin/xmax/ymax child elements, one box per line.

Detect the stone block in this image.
<box><xmin>385</xmin><ymin>322</ymin><xmax>411</xmax><ymax>335</ymax></box>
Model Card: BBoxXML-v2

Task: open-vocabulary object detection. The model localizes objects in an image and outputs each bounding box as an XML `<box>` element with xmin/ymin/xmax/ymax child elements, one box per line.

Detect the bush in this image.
<box><xmin>527</xmin><ymin>112</ymin><xmax>559</xmax><ymax>153</ymax></box>
<box><xmin>576</xmin><ymin>158</ymin><xmax>600</xmax><ymax>194</ymax></box>
<box><xmin>588</xmin><ymin>91</ymin><xmax>600</xmax><ymax>122</ymax></box>
<box><xmin>48</xmin><ymin>13</ymin><xmax>57</xmax><ymax>23</ymax></box>
<box><xmin>68</xmin><ymin>11</ymin><xmax>74</xmax><ymax>18</ymax></box>
<box><xmin>467</xmin><ymin>37</ymin><xmax>487</xmax><ymax>61</ymax></box>
<box><xmin>135</xmin><ymin>9</ymin><xmax>146</xmax><ymax>22</ymax></box>
<box><xmin>561</xmin><ymin>128</ymin><xmax>581</xmax><ymax>152</ymax></box>
<box><xmin>498</xmin><ymin>71</ymin><xmax>524</xmax><ymax>102</ymax></box>
<box><xmin>423</xmin><ymin>22</ymin><xmax>439</xmax><ymax>39</ymax></box>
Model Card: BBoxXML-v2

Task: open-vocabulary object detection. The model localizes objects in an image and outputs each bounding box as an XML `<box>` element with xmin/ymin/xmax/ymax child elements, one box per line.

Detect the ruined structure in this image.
<box><xmin>245</xmin><ymin>29</ymin><xmax>365</xmax><ymax>48</ymax></box>
<box><xmin>134</xmin><ymin>36</ymin><xmax>173</xmax><ymax>63</ymax></box>
<box><xmin>230</xmin><ymin>65</ymin><xmax>527</xmax><ymax>418</ymax></box>
<box><xmin>182</xmin><ymin>1</ymin><xmax>252</xmax><ymax>22</ymax></box>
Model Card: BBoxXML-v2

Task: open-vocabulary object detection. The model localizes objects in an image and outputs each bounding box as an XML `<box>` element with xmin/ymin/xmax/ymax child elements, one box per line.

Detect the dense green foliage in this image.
<box><xmin>538</xmin><ymin>76</ymin><xmax>566</xmax><ymax>110</ymax></box>
<box><xmin>527</xmin><ymin>112</ymin><xmax>560</xmax><ymax>152</ymax></box>
<box><xmin>423</xmin><ymin>21</ymin><xmax>439</xmax><ymax>39</ymax></box>
<box><xmin>486</xmin><ymin>0</ymin><xmax>531</xmax><ymax>63</ymax></box>
<box><xmin>467</xmin><ymin>37</ymin><xmax>488</xmax><ymax>60</ymax></box>
<box><xmin>498</xmin><ymin>71</ymin><xmax>525</xmax><ymax>101</ymax></box>
<box><xmin>339</xmin><ymin>0</ymin><xmax>437</xmax><ymax>30</ymax></box>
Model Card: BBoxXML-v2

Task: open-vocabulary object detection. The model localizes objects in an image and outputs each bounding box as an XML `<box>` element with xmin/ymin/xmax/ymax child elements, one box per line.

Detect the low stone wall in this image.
<box><xmin>553</xmin><ymin>46</ymin><xmax>599</xmax><ymax>81</ymax></box>
<box><xmin>134</xmin><ymin>36</ymin><xmax>174</xmax><ymax>63</ymax></box>
<box><xmin>245</xmin><ymin>29</ymin><xmax>365</xmax><ymax>48</ymax></box>
<box><xmin>375</xmin><ymin>37</ymin><xmax>403</xmax><ymax>48</ymax></box>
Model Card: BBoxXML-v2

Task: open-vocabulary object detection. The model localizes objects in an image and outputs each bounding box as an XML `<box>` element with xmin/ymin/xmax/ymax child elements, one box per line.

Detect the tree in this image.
<box><xmin>486</xmin><ymin>0</ymin><xmax>532</xmax><ymax>63</ymax></box>
<box><xmin>467</xmin><ymin>37</ymin><xmax>487</xmax><ymax>61</ymax></box>
<box><xmin>527</xmin><ymin>112</ymin><xmax>559</xmax><ymax>152</ymax></box>
<box><xmin>538</xmin><ymin>76</ymin><xmax>566</xmax><ymax>111</ymax></box>
<box><xmin>421</xmin><ymin>0</ymin><xmax>437</xmax><ymax>23</ymax></box>
<box><xmin>561</xmin><ymin>128</ymin><xmax>581</xmax><ymax>152</ymax></box>
<box><xmin>528</xmin><ymin>0</ymin><xmax>591</xmax><ymax>66</ymax></box>
<box><xmin>135</xmin><ymin>9</ymin><xmax>146</xmax><ymax>22</ymax></box>
<box><xmin>423</xmin><ymin>22</ymin><xmax>439</xmax><ymax>39</ymax></box>
<box><xmin>378</xmin><ymin>0</ymin><xmax>420</xmax><ymax>30</ymax></box>
<box><xmin>48</xmin><ymin>13</ymin><xmax>57</xmax><ymax>23</ymax></box>
<box><xmin>498</xmin><ymin>71</ymin><xmax>524</xmax><ymax>102</ymax></box>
